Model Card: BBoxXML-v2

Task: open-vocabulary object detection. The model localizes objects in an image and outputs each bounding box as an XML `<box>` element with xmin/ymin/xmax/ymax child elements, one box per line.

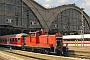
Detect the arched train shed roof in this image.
<box><xmin>22</xmin><ymin>0</ymin><xmax>90</xmax><ymax>32</ymax></box>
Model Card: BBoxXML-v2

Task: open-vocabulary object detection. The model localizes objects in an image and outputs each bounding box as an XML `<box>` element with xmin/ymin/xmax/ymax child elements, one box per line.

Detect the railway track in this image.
<box><xmin>0</xmin><ymin>48</ymin><xmax>46</xmax><ymax>60</ymax></box>
<box><xmin>69</xmin><ymin>54</ymin><xmax>90</xmax><ymax>59</ymax></box>
<box><xmin>0</xmin><ymin>47</ymin><xmax>89</xmax><ymax>60</ymax></box>
<box><xmin>68</xmin><ymin>50</ymin><xmax>90</xmax><ymax>60</ymax></box>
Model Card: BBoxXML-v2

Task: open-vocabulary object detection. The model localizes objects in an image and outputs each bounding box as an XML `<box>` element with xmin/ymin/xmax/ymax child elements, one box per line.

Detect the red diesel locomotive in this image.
<box><xmin>0</xmin><ymin>29</ymin><xmax>68</xmax><ymax>55</ymax></box>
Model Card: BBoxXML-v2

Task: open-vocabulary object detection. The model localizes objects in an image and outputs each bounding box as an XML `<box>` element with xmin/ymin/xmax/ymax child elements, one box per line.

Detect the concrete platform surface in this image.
<box><xmin>68</xmin><ymin>46</ymin><xmax>90</xmax><ymax>53</ymax></box>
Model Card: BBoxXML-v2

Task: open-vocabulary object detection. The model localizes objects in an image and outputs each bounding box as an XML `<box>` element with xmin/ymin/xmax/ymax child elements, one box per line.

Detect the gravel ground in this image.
<box><xmin>0</xmin><ymin>47</ymin><xmax>89</xmax><ymax>60</ymax></box>
<box><xmin>0</xmin><ymin>58</ymin><xmax>2</xmax><ymax>60</ymax></box>
<box><xmin>0</xmin><ymin>56</ymin><xmax>7</xmax><ymax>60</ymax></box>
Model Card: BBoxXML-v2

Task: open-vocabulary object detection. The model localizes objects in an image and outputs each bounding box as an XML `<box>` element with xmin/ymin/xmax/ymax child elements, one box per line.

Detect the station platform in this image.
<box><xmin>68</xmin><ymin>46</ymin><xmax>90</xmax><ymax>53</ymax></box>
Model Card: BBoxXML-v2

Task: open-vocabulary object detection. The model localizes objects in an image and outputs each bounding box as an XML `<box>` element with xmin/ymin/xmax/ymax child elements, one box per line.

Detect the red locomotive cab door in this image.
<box><xmin>7</xmin><ymin>38</ymin><xmax>10</xmax><ymax>44</ymax></box>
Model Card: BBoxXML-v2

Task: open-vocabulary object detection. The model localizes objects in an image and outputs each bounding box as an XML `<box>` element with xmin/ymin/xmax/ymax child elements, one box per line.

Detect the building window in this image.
<box><xmin>6</xmin><ymin>19</ymin><xmax>13</xmax><ymax>23</ymax></box>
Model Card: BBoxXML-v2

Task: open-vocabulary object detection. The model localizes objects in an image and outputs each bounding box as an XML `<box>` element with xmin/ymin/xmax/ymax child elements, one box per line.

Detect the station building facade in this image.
<box><xmin>0</xmin><ymin>0</ymin><xmax>90</xmax><ymax>35</ymax></box>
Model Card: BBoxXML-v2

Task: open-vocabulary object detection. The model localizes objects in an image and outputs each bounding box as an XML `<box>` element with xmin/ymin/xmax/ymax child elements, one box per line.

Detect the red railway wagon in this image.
<box><xmin>0</xmin><ymin>33</ymin><xmax>28</xmax><ymax>47</ymax></box>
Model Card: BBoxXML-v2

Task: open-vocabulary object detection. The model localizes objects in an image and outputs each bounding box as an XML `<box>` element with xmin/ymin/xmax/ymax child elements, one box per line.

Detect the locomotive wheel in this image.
<box><xmin>63</xmin><ymin>47</ymin><xmax>68</xmax><ymax>55</ymax></box>
<box><xmin>38</xmin><ymin>49</ymin><xmax>41</xmax><ymax>53</ymax></box>
<box><xmin>21</xmin><ymin>46</ymin><xmax>25</xmax><ymax>50</ymax></box>
<box><xmin>29</xmin><ymin>48</ymin><xmax>32</xmax><ymax>52</ymax></box>
<box><xmin>45</xmin><ymin>49</ymin><xmax>49</xmax><ymax>54</ymax></box>
<box><xmin>35</xmin><ymin>49</ymin><xmax>37</xmax><ymax>53</ymax></box>
<box><xmin>41</xmin><ymin>49</ymin><xmax>45</xmax><ymax>54</ymax></box>
<box><xmin>10</xmin><ymin>46</ymin><xmax>12</xmax><ymax>51</ymax></box>
<box><xmin>31</xmin><ymin>48</ymin><xmax>34</xmax><ymax>52</ymax></box>
<box><xmin>56</xmin><ymin>49</ymin><xmax>62</xmax><ymax>56</ymax></box>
